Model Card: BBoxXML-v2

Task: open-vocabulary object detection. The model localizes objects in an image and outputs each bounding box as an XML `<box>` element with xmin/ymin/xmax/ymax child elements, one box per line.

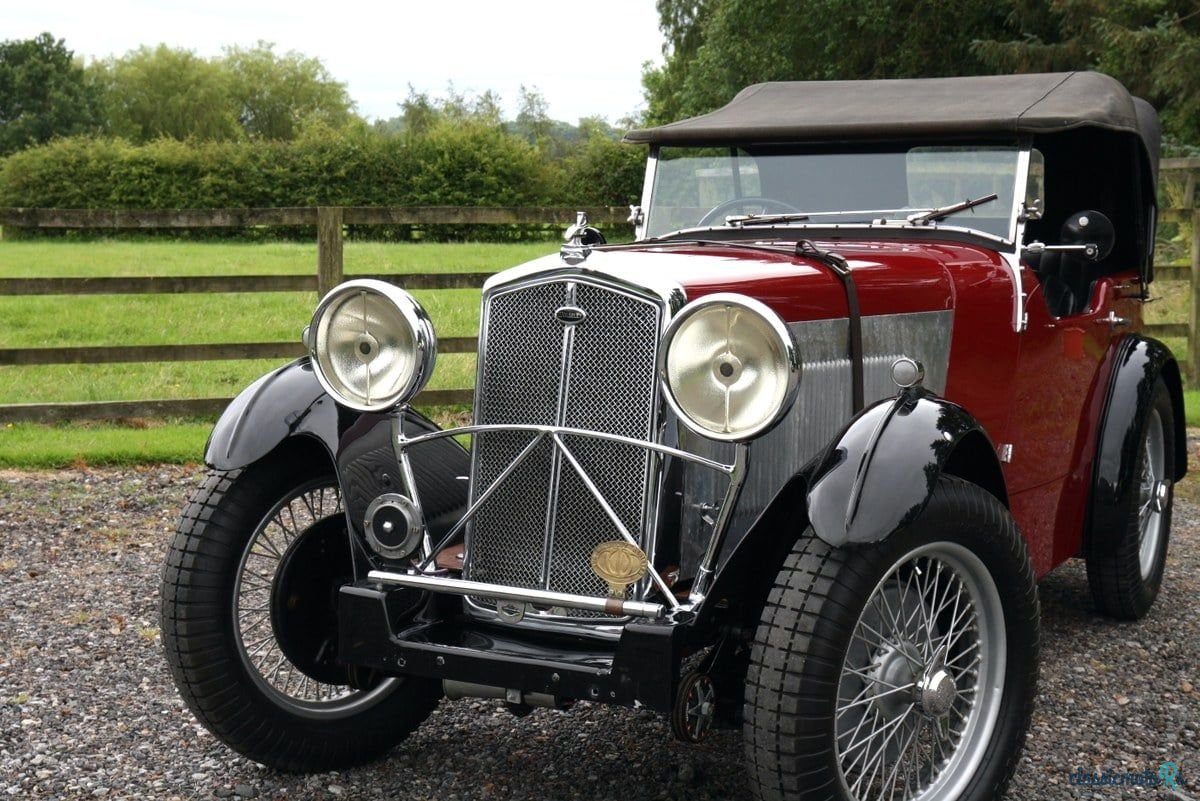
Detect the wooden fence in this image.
<box><xmin>0</xmin><ymin>159</ymin><xmax>1197</xmax><ymax>423</ymax></box>
<box><xmin>0</xmin><ymin>206</ymin><xmax>629</xmax><ymax>422</ymax></box>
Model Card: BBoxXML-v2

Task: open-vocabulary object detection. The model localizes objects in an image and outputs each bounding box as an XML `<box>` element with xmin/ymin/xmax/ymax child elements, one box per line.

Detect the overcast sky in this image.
<box><xmin>7</xmin><ymin>0</ymin><xmax>665</xmax><ymax>125</ymax></box>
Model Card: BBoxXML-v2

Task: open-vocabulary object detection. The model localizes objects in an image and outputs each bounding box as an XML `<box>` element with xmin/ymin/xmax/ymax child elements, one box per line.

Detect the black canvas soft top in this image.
<box><xmin>624</xmin><ymin>72</ymin><xmax>1159</xmax><ymax>173</ymax></box>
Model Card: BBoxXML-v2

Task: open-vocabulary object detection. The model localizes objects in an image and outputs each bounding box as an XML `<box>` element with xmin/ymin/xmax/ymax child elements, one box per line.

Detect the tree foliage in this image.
<box><xmin>642</xmin><ymin>0</ymin><xmax>1010</xmax><ymax>124</ymax></box>
<box><xmin>222</xmin><ymin>42</ymin><xmax>355</xmax><ymax>140</ymax></box>
<box><xmin>86</xmin><ymin>41</ymin><xmax>355</xmax><ymax>143</ymax></box>
<box><xmin>0</xmin><ymin>33</ymin><xmax>101</xmax><ymax>156</ymax></box>
<box><xmin>0</xmin><ymin>89</ymin><xmax>648</xmax><ymax>240</ymax></box>
<box><xmin>91</xmin><ymin>45</ymin><xmax>241</xmax><ymax>142</ymax></box>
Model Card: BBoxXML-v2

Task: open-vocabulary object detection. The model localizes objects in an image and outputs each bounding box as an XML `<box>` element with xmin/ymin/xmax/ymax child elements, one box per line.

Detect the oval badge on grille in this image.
<box><xmin>555</xmin><ymin>305</ymin><xmax>587</xmax><ymax>325</ymax></box>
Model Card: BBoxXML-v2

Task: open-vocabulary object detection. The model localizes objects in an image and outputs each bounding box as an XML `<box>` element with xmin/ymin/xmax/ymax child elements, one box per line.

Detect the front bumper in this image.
<box><xmin>338</xmin><ymin>582</ymin><xmax>686</xmax><ymax>712</ymax></box>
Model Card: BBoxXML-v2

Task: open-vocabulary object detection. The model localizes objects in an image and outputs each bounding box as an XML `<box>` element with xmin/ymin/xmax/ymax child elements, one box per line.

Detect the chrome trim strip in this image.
<box><xmin>482</xmin><ymin>263</ymin><xmax>687</xmax><ymax>313</ymax></box>
<box><xmin>367</xmin><ymin>571</ymin><xmax>666</xmax><ymax>619</ymax></box>
<box><xmin>540</xmin><ymin>281</ymin><xmax>578</xmax><ymax>589</ymax></box>
<box><xmin>664</xmin><ymin>221</ymin><xmax>1013</xmax><ymax>248</ymax></box>
<box><xmin>636</xmin><ymin>146</ymin><xmax>658</xmax><ymax>241</ymax></box>
<box><xmin>403</xmin><ymin>424</ymin><xmax>736</xmax><ymax>475</ymax></box>
<box><xmin>1008</xmin><ymin>143</ymin><xmax>1033</xmax><ymax>332</ymax></box>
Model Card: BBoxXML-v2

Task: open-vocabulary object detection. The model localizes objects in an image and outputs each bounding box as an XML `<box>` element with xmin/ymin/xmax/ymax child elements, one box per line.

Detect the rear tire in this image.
<box><xmin>160</xmin><ymin>452</ymin><xmax>439</xmax><ymax>772</ymax></box>
<box><xmin>743</xmin><ymin>476</ymin><xmax>1039</xmax><ymax>801</ymax></box>
<box><xmin>1086</xmin><ymin>377</ymin><xmax>1175</xmax><ymax>620</ymax></box>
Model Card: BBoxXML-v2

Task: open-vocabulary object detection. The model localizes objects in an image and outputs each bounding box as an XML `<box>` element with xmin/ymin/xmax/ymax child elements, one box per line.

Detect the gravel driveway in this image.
<box><xmin>2</xmin><ymin>449</ymin><xmax>1199</xmax><ymax>801</ymax></box>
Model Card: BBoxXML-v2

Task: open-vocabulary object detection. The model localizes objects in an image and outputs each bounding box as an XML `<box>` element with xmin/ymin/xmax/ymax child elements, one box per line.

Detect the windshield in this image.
<box><xmin>644</xmin><ymin>145</ymin><xmax>1028</xmax><ymax>241</ymax></box>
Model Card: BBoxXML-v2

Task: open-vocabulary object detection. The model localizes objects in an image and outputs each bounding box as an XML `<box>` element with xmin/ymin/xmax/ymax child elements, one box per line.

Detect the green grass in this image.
<box><xmin>0</xmin><ymin>239</ymin><xmax>555</xmax><ymax>277</ymax></box>
<box><xmin>0</xmin><ymin>407</ymin><xmax>473</xmax><ymax>468</ymax></box>
<box><xmin>0</xmin><ymin>419</ymin><xmax>213</xmax><ymax>467</ymax></box>
<box><xmin>1186</xmin><ymin>390</ymin><xmax>1200</xmax><ymax>427</ymax></box>
<box><xmin>0</xmin><ymin>240</ymin><xmax>545</xmax><ymax>408</ymax></box>
<box><xmin>0</xmin><ymin>240</ymin><xmax>535</xmax><ymax>466</ymax></box>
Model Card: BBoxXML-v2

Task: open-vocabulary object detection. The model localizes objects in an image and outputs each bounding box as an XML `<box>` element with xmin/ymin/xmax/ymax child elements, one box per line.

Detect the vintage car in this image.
<box><xmin>161</xmin><ymin>72</ymin><xmax>1184</xmax><ymax>801</ymax></box>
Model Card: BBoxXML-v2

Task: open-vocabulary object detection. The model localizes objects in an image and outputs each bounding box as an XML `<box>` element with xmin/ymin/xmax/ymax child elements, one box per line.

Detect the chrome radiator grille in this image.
<box><xmin>465</xmin><ymin>278</ymin><xmax>663</xmax><ymax>617</ymax></box>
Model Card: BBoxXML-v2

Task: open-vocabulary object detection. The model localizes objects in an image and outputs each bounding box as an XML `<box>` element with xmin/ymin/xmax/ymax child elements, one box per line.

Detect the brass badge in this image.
<box><xmin>590</xmin><ymin>541</ymin><xmax>649</xmax><ymax>598</ymax></box>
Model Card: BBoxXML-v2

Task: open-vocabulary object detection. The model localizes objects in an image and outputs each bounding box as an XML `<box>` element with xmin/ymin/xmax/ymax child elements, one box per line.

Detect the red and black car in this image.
<box><xmin>162</xmin><ymin>72</ymin><xmax>1184</xmax><ymax>801</ymax></box>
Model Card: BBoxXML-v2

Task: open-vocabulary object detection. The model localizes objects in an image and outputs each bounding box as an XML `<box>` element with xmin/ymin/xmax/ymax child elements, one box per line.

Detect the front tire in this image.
<box><xmin>160</xmin><ymin>451</ymin><xmax>439</xmax><ymax>772</ymax></box>
<box><xmin>744</xmin><ymin>476</ymin><xmax>1039</xmax><ymax>801</ymax></box>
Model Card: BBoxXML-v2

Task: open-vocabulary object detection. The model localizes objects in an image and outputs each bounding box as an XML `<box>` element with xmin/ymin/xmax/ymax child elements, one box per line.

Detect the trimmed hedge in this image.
<box><xmin>0</xmin><ymin>121</ymin><xmax>644</xmax><ymax>241</ymax></box>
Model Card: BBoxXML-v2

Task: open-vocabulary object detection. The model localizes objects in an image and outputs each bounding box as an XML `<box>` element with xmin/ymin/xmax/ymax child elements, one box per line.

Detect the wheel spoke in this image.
<box><xmin>837</xmin><ymin>680</ymin><xmax>918</xmax><ymax>715</ymax></box>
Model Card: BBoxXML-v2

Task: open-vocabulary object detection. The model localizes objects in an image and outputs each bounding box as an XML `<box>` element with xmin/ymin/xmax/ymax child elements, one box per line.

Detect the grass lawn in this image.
<box><xmin>0</xmin><ymin>238</ymin><xmax>1195</xmax><ymax>467</ymax></box>
<box><xmin>0</xmin><ymin>240</ymin><xmax>553</xmax><ymax>408</ymax></box>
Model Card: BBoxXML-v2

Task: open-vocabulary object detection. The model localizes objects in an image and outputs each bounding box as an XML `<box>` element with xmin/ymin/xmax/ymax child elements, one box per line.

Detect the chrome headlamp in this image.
<box><xmin>660</xmin><ymin>293</ymin><xmax>800</xmax><ymax>441</ymax></box>
<box><xmin>303</xmin><ymin>279</ymin><xmax>437</xmax><ymax>412</ymax></box>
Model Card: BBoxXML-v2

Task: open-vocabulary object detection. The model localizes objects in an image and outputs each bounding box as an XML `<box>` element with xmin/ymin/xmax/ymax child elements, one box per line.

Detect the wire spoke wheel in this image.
<box><xmin>744</xmin><ymin>477</ymin><xmax>1036</xmax><ymax>801</ymax></box>
<box><xmin>163</xmin><ymin>458</ymin><xmax>441</xmax><ymax>771</ymax></box>
<box><xmin>232</xmin><ymin>478</ymin><xmax>397</xmax><ymax>713</ymax></box>
<box><xmin>834</xmin><ymin>543</ymin><xmax>1005</xmax><ymax>801</ymax></box>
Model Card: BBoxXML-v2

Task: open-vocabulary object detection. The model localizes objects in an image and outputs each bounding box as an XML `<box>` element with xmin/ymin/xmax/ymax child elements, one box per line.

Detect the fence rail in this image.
<box><xmin>0</xmin><ymin>177</ymin><xmax>1196</xmax><ymax>423</ymax></box>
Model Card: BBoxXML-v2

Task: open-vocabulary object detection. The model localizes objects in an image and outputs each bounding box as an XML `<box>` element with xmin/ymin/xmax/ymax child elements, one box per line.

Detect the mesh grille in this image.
<box><xmin>465</xmin><ymin>278</ymin><xmax>662</xmax><ymax>619</ymax></box>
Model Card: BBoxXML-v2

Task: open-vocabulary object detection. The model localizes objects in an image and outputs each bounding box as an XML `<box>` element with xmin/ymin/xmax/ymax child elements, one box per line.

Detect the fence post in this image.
<box><xmin>317</xmin><ymin>206</ymin><xmax>344</xmax><ymax>296</ymax></box>
<box><xmin>1191</xmin><ymin>207</ymin><xmax>1200</xmax><ymax>389</ymax></box>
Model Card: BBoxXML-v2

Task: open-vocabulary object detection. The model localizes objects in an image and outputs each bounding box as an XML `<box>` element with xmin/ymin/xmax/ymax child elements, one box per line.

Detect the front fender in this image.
<box><xmin>806</xmin><ymin>389</ymin><xmax>1006</xmax><ymax>547</ymax></box>
<box><xmin>205</xmin><ymin>358</ymin><xmax>339</xmax><ymax>469</ymax></box>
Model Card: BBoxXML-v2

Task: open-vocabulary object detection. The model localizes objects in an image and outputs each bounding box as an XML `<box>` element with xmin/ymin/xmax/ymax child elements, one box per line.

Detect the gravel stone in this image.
<box><xmin>2</xmin><ymin>452</ymin><xmax>1199</xmax><ymax>799</ymax></box>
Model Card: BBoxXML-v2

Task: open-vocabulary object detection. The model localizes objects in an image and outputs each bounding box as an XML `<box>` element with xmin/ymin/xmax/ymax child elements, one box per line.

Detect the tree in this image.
<box><xmin>0</xmin><ymin>33</ymin><xmax>101</xmax><ymax>155</ymax></box>
<box><xmin>643</xmin><ymin>0</ymin><xmax>1011</xmax><ymax>124</ymax></box>
<box><xmin>515</xmin><ymin>85</ymin><xmax>553</xmax><ymax>152</ymax></box>
<box><xmin>90</xmin><ymin>45</ymin><xmax>242</xmax><ymax>142</ymax></box>
<box><xmin>222</xmin><ymin>42</ymin><xmax>355</xmax><ymax>140</ymax></box>
<box><xmin>88</xmin><ymin>42</ymin><xmax>358</xmax><ymax>143</ymax></box>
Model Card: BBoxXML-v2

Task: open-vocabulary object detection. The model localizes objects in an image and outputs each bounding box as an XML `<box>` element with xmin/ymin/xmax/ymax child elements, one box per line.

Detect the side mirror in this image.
<box><xmin>1023</xmin><ymin>209</ymin><xmax>1115</xmax><ymax>263</ymax></box>
<box><xmin>1060</xmin><ymin>210</ymin><xmax>1115</xmax><ymax>262</ymax></box>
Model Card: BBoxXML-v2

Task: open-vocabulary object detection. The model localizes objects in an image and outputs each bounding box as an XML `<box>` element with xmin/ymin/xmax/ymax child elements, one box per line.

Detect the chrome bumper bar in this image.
<box><xmin>367</xmin><ymin>570</ymin><xmax>666</xmax><ymax>619</ymax></box>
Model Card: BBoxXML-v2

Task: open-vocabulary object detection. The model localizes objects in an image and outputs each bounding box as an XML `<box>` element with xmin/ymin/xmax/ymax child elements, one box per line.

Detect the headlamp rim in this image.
<box><xmin>307</xmin><ymin>278</ymin><xmax>437</xmax><ymax>412</ymax></box>
<box><xmin>658</xmin><ymin>292</ymin><xmax>801</xmax><ymax>442</ymax></box>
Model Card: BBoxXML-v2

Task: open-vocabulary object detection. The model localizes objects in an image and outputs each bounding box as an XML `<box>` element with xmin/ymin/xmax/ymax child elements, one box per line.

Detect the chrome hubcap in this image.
<box><xmin>835</xmin><ymin>543</ymin><xmax>1006</xmax><ymax>801</ymax></box>
<box><xmin>916</xmin><ymin>668</ymin><xmax>957</xmax><ymax>718</ymax></box>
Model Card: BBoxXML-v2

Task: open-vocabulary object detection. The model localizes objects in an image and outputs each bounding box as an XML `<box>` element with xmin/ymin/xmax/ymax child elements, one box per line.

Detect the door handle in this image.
<box><xmin>1095</xmin><ymin>311</ymin><xmax>1130</xmax><ymax>331</ymax></box>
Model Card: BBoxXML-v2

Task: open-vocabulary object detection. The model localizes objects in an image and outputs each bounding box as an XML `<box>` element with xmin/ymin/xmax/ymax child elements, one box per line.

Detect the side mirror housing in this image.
<box><xmin>1060</xmin><ymin>210</ymin><xmax>1115</xmax><ymax>262</ymax></box>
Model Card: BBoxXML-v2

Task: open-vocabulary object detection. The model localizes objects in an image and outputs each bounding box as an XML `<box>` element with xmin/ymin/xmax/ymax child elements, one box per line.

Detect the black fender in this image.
<box><xmin>700</xmin><ymin>389</ymin><xmax>1006</xmax><ymax>628</ymax></box>
<box><xmin>1086</xmin><ymin>335</ymin><xmax>1186</xmax><ymax>555</ymax></box>
<box><xmin>806</xmin><ymin>388</ymin><xmax>1008</xmax><ymax>547</ymax></box>
<box><xmin>205</xmin><ymin>357</ymin><xmax>470</xmax><ymax>542</ymax></box>
<box><xmin>205</xmin><ymin>357</ymin><xmax>339</xmax><ymax>469</ymax></box>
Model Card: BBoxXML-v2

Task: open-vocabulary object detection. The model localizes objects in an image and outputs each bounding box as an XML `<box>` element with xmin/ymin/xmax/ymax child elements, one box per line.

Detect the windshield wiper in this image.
<box><xmin>726</xmin><ymin>205</ymin><xmax>937</xmax><ymax>227</ymax></box>
<box><xmin>906</xmin><ymin>193</ymin><xmax>998</xmax><ymax>224</ymax></box>
<box><xmin>724</xmin><ymin>212</ymin><xmax>810</xmax><ymax>227</ymax></box>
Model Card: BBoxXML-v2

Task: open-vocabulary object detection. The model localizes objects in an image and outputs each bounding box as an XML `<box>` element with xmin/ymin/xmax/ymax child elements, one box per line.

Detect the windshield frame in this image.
<box><xmin>636</xmin><ymin>141</ymin><xmax>1036</xmax><ymax>252</ymax></box>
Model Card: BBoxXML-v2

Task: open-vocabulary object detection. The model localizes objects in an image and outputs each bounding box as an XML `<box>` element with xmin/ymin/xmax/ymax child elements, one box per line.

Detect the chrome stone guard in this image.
<box><xmin>367</xmin><ymin>423</ymin><xmax>747</xmax><ymax>621</ymax></box>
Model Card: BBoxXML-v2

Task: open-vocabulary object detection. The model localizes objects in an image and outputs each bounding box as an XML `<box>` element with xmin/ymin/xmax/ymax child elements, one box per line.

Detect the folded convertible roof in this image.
<box><xmin>624</xmin><ymin>72</ymin><xmax>1159</xmax><ymax>171</ymax></box>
